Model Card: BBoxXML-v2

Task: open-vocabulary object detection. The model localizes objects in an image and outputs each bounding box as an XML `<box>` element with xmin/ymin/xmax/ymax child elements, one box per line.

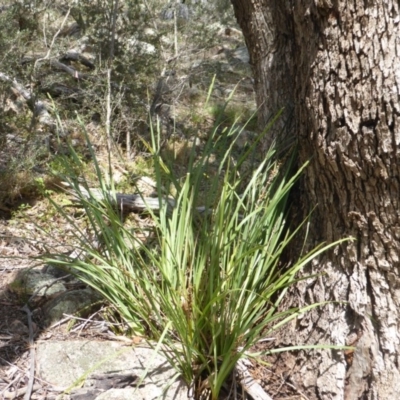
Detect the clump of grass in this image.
<box><xmin>41</xmin><ymin>113</ymin><xmax>348</xmax><ymax>399</ymax></box>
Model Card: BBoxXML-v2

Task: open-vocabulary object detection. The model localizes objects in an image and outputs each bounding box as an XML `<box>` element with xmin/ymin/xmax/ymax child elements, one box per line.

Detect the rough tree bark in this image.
<box><xmin>230</xmin><ymin>1</ymin><xmax>400</xmax><ymax>399</ymax></box>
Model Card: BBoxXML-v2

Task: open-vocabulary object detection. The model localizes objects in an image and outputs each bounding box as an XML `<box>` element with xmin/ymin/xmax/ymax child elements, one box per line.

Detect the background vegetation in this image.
<box><xmin>0</xmin><ymin>0</ymin><xmax>254</xmax><ymax>208</ymax></box>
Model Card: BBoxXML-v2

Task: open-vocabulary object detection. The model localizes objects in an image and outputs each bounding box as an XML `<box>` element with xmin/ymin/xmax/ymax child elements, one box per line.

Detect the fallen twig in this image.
<box><xmin>49</xmin><ymin>60</ymin><xmax>91</xmax><ymax>80</ymax></box>
<box><xmin>0</xmin><ymin>72</ymin><xmax>55</xmax><ymax>128</ymax></box>
<box><xmin>236</xmin><ymin>359</ymin><xmax>273</xmax><ymax>400</ymax></box>
<box><xmin>62</xmin><ymin>181</ymin><xmax>210</xmax><ymax>215</ymax></box>
<box><xmin>2</xmin><ymin>384</ymin><xmax>42</xmax><ymax>399</ymax></box>
<box><xmin>21</xmin><ymin>305</ymin><xmax>36</xmax><ymax>400</ymax></box>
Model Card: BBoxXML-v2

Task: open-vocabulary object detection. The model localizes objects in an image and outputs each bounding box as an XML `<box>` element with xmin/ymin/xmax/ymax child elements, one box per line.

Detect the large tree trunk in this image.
<box><xmin>231</xmin><ymin>1</ymin><xmax>400</xmax><ymax>399</ymax></box>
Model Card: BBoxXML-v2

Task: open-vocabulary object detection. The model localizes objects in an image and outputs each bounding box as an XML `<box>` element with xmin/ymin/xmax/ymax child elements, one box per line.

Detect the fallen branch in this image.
<box><xmin>236</xmin><ymin>359</ymin><xmax>273</xmax><ymax>400</ymax></box>
<box><xmin>0</xmin><ymin>72</ymin><xmax>55</xmax><ymax>128</ymax></box>
<box><xmin>2</xmin><ymin>384</ymin><xmax>41</xmax><ymax>400</ymax></box>
<box><xmin>50</xmin><ymin>60</ymin><xmax>91</xmax><ymax>80</ymax></box>
<box><xmin>60</xmin><ymin>51</ymin><xmax>95</xmax><ymax>70</ymax></box>
<box><xmin>21</xmin><ymin>305</ymin><xmax>36</xmax><ymax>400</ymax></box>
<box><xmin>62</xmin><ymin>182</ymin><xmax>208</xmax><ymax>214</ymax></box>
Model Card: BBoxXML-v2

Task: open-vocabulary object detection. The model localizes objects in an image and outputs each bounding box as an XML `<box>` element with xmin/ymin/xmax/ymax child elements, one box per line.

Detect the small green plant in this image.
<box><xmin>40</xmin><ymin>113</ymin><xmax>349</xmax><ymax>399</ymax></box>
<box><xmin>34</xmin><ymin>177</ymin><xmax>54</xmax><ymax>196</ymax></box>
<box><xmin>11</xmin><ymin>203</ymin><xmax>31</xmax><ymax>220</ymax></box>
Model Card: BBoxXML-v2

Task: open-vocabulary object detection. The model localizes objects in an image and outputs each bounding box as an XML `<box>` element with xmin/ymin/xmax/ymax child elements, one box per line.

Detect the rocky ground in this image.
<box><xmin>0</xmin><ymin>207</ymin><xmax>304</xmax><ymax>399</ymax></box>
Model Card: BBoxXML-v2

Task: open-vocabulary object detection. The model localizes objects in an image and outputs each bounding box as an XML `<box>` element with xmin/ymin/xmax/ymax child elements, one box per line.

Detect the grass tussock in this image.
<box><xmin>41</xmin><ymin>113</ymin><xmax>347</xmax><ymax>400</ymax></box>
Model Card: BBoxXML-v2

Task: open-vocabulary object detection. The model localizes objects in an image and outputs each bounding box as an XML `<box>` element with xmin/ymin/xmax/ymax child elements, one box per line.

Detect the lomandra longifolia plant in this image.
<box><xmin>42</xmin><ymin>111</ymin><xmax>349</xmax><ymax>400</ymax></box>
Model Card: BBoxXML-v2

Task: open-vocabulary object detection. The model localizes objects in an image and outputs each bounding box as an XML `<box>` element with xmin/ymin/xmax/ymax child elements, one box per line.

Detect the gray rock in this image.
<box><xmin>8</xmin><ymin>269</ymin><xmax>66</xmax><ymax>298</ymax></box>
<box><xmin>36</xmin><ymin>340</ymin><xmax>189</xmax><ymax>399</ymax></box>
<box><xmin>6</xmin><ymin>266</ymin><xmax>102</xmax><ymax>327</ymax></box>
<box><xmin>42</xmin><ymin>287</ymin><xmax>102</xmax><ymax>325</ymax></box>
<box><xmin>233</xmin><ymin>46</ymin><xmax>250</xmax><ymax>64</ymax></box>
<box><xmin>126</xmin><ymin>37</ymin><xmax>157</xmax><ymax>55</ymax></box>
<box><xmin>43</xmin><ymin>264</ymin><xmax>74</xmax><ymax>279</ymax></box>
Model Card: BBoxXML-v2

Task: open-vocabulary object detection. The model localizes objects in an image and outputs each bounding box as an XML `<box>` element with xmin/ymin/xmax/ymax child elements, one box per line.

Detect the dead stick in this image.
<box><xmin>21</xmin><ymin>305</ymin><xmax>36</xmax><ymax>400</ymax></box>
<box><xmin>2</xmin><ymin>384</ymin><xmax>41</xmax><ymax>400</ymax></box>
<box><xmin>236</xmin><ymin>359</ymin><xmax>273</xmax><ymax>400</ymax></box>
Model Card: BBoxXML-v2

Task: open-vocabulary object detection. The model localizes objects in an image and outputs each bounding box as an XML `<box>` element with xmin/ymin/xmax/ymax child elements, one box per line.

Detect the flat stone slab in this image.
<box><xmin>7</xmin><ymin>269</ymin><xmax>66</xmax><ymax>297</ymax></box>
<box><xmin>36</xmin><ymin>340</ymin><xmax>189</xmax><ymax>400</ymax></box>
